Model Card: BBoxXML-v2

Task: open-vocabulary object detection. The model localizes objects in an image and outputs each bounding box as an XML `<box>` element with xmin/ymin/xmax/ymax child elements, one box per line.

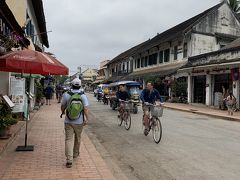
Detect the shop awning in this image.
<box><xmin>11</xmin><ymin>72</ymin><xmax>44</xmax><ymax>78</ymax></box>
<box><xmin>126</xmin><ymin>62</ymin><xmax>186</xmax><ymax>79</ymax></box>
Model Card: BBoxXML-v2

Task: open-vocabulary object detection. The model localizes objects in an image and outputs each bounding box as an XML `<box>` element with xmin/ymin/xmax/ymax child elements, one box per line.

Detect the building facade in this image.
<box><xmin>180</xmin><ymin>38</ymin><xmax>240</xmax><ymax>107</ymax></box>
<box><xmin>6</xmin><ymin>0</ymin><xmax>49</xmax><ymax>51</ymax></box>
<box><xmin>106</xmin><ymin>2</ymin><xmax>240</xmax><ymax>98</ymax></box>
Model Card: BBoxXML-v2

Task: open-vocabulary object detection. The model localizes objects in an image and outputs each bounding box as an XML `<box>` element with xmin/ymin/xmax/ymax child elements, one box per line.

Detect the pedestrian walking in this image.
<box><xmin>44</xmin><ymin>83</ymin><xmax>54</xmax><ymax>105</ymax></box>
<box><xmin>61</xmin><ymin>78</ymin><xmax>89</xmax><ymax>168</ymax></box>
<box><xmin>226</xmin><ymin>92</ymin><xmax>236</xmax><ymax>116</ymax></box>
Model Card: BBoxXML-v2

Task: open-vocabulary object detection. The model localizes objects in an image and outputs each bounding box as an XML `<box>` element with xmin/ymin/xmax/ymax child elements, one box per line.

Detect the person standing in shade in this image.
<box><xmin>44</xmin><ymin>83</ymin><xmax>54</xmax><ymax>105</ymax></box>
<box><xmin>61</xmin><ymin>78</ymin><xmax>89</xmax><ymax>168</ymax></box>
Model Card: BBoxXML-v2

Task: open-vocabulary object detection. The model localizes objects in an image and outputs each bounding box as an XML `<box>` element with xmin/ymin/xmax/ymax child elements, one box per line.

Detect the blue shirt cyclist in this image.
<box><xmin>140</xmin><ymin>82</ymin><xmax>163</xmax><ymax>104</ymax></box>
<box><xmin>116</xmin><ymin>84</ymin><xmax>130</xmax><ymax>101</ymax></box>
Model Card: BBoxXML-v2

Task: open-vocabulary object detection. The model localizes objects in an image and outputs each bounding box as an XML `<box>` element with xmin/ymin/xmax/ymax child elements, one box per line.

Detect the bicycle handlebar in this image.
<box><xmin>119</xmin><ymin>99</ymin><xmax>132</xmax><ymax>103</ymax></box>
<box><xmin>144</xmin><ymin>102</ymin><xmax>164</xmax><ymax>106</ymax></box>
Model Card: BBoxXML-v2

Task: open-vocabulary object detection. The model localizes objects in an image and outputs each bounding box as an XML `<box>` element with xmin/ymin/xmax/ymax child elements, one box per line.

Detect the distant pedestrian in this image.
<box><xmin>61</xmin><ymin>78</ymin><xmax>89</xmax><ymax>168</ymax></box>
<box><xmin>226</xmin><ymin>92</ymin><xmax>236</xmax><ymax>116</ymax></box>
<box><xmin>56</xmin><ymin>84</ymin><xmax>63</xmax><ymax>103</ymax></box>
<box><xmin>44</xmin><ymin>83</ymin><xmax>54</xmax><ymax>105</ymax></box>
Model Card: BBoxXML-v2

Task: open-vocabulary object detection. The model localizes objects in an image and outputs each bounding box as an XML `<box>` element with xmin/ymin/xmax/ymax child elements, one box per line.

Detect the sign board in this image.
<box><xmin>10</xmin><ymin>76</ymin><xmax>26</xmax><ymax>113</ymax></box>
<box><xmin>2</xmin><ymin>95</ymin><xmax>15</xmax><ymax>108</ymax></box>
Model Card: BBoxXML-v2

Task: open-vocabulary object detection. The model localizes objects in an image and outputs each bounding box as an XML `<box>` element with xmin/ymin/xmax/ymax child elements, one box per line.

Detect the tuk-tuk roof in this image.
<box><xmin>108</xmin><ymin>81</ymin><xmax>141</xmax><ymax>87</ymax></box>
<box><xmin>98</xmin><ymin>84</ymin><xmax>109</xmax><ymax>88</ymax></box>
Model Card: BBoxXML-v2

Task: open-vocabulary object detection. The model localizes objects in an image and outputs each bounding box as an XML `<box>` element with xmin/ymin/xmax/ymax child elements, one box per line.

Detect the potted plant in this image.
<box><xmin>0</xmin><ymin>100</ymin><xmax>17</xmax><ymax>138</ymax></box>
<box><xmin>35</xmin><ymin>81</ymin><xmax>45</xmax><ymax>106</ymax></box>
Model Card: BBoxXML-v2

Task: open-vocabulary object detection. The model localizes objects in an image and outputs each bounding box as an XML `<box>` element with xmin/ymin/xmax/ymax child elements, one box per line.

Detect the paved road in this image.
<box><xmin>85</xmin><ymin>93</ymin><xmax>240</xmax><ymax>180</ymax></box>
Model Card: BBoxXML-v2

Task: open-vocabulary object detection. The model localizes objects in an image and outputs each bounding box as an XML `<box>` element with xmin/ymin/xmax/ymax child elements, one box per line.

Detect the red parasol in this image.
<box><xmin>0</xmin><ymin>49</ymin><xmax>68</xmax><ymax>151</ymax></box>
<box><xmin>0</xmin><ymin>49</ymin><xmax>68</xmax><ymax>75</ymax></box>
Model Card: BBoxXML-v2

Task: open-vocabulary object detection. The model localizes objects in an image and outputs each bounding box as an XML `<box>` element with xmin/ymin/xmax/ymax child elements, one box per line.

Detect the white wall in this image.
<box><xmin>191</xmin><ymin>34</ymin><xmax>217</xmax><ymax>56</ymax></box>
<box><xmin>194</xmin><ymin>3</ymin><xmax>240</xmax><ymax>36</ymax></box>
<box><xmin>0</xmin><ymin>72</ymin><xmax>10</xmax><ymax>95</ymax></box>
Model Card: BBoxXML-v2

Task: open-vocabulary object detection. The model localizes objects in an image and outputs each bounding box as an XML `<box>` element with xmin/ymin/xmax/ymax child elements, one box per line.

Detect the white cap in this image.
<box><xmin>71</xmin><ymin>78</ymin><xmax>81</xmax><ymax>87</ymax></box>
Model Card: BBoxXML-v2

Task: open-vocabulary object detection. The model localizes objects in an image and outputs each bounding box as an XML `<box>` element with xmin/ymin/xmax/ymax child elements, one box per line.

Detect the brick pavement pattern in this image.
<box><xmin>0</xmin><ymin>100</ymin><xmax>116</xmax><ymax>180</ymax></box>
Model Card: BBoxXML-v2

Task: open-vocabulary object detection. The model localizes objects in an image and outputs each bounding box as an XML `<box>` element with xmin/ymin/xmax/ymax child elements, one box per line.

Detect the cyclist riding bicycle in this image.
<box><xmin>116</xmin><ymin>84</ymin><xmax>131</xmax><ymax>116</ymax></box>
<box><xmin>140</xmin><ymin>82</ymin><xmax>163</xmax><ymax>133</ymax></box>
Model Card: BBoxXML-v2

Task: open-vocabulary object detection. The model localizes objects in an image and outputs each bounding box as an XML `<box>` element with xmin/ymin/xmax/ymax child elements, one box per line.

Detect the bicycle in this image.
<box><xmin>142</xmin><ymin>102</ymin><xmax>163</xmax><ymax>144</ymax></box>
<box><xmin>117</xmin><ymin>99</ymin><xmax>132</xmax><ymax>130</ymax></box>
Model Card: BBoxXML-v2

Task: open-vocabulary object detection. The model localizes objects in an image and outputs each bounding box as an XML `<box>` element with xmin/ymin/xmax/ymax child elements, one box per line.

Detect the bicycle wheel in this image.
<box><xmin>124</xmin><ymin>111</ymin><xmax>131</xmax><ymax>130</ymax></box>
<box><xmin>117</xmin><ymin>113</ymin><xmax>123</xmax><ymax>126</ymax></box>
<box><xmin>152</xmin><ymin>118</ymin><xmax>162</xmax><ymax>144</ymax></box>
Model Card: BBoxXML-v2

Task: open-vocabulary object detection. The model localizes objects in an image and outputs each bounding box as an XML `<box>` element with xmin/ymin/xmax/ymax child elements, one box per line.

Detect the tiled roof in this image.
<box><xmin>108</xmin><ymin>2</ymin><xmax>224</xmax><ymax>65</ymax></box>
<box><xmin>136</xmin><ymin>2</ymin><xmax>224</xmax><ymax>53</ymax></box>
<box><xmin>106</xmin><ymin>39</ymin><xmax>150</xmax><ymax>65</ymax></box>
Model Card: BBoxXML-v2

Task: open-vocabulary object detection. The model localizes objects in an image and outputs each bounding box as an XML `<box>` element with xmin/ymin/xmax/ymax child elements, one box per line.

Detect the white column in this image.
<box><xmin>205</xmin><ymin>74</ymin><xmax>212</xmax><ymax>106</ymax></box>
<box><xmin>30</xmin><ymin>77</ymin><xmax>35</xmax><ymax>111</ymax></box>
<box><xmin>187</xmin><ymin>75</ymin><xmax>193</xmax><ymax>103</ymax></box>
<box><xmin>233</xmin><ymin>80</ymin><xmax>239</xmax><ymax>108</ymax></box>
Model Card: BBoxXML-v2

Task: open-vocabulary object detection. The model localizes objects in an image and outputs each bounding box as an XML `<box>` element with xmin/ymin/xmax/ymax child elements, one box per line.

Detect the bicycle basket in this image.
<box><xmin>152</xmin><ymin>107</ymin><xmax>163</xmax><ymax>117</ymax></box>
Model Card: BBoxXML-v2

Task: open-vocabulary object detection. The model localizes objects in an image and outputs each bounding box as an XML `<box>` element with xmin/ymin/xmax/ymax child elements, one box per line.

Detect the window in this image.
<box><xmin>141</xmin><ymin>57</ymin><xmax>144</xmax><ymax>67</ymax></box>
<box><xmin>137</xmin><ymin>59</ymin><xmax>140</xmax><ymax>68</ymax></box>
<box><xmin>183</xmin><ymin>43</ymin><xmax>188</xmax><ymax>58</ymax></box>
<box><xmin>122</xmin><ymin>63</ymin><xmax>125</xmax><ymax>71</ymax></box>
<box><xmin>174</xmin><ymin>46</ymin><xmax>178</xmax><ymax>60</ymax></box>
<box><xmin>134</xmin><ymin>59</ymin><xmax>137</xmax><ymax>69</ymax></box>
<box><xmin>111</xmin><ymin>68</ymin><xmax>114</xmax><ymax>74</ymax></box>
<box><xmin>118</xmin><ymin>64</ymin><xmax>121</xmax><ymax>71</ymax></box>
<box><xmin>127</xmin><ymin>62</ymin><xmax>129</xmax><ymax>72</ymax></box>
<box><xmin>164</xmin><ymin>49</ymin><xmax>170</xmax><ymax>62</ymax></box>
<box><xmin>144</xmin><ymin>56</ymin><xmax>148</xmax><ymax>67</ymax></box>
<box><xmin>159</xmin><ymin>51</ymin><xmax>164</xmax><ymax>63</ymax></box>
<box><xmin>130</xmin><ymin>60</ymin><xmax>133</xmax><ymax>71</ymax></box>
<box><xmin>152</xmin><ymin>53</ymin><xmax>158</xmax><ymax>65</ymax></box>
<box><xmin>149</xmin><ymin>55</ymin><xmax>153</xmax><ymax>66</ymax></box>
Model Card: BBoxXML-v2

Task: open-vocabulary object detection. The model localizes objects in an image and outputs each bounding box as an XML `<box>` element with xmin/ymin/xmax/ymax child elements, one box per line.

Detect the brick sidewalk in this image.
<box><xmin>0</xmin><ymin>100</ymin><xmax>116</xmax><ymax>180</ymax></box>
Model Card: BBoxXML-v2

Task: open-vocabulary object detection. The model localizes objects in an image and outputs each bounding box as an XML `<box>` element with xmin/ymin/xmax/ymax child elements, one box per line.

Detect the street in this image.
<box><xmin>86</xmin><ymin>93</ymin><xmax>240</xmax><ymax>180</ymax></box>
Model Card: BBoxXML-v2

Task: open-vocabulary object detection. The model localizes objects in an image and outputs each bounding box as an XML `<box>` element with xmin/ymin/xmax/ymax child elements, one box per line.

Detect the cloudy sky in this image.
<box><xmin>42</xmin><ymin>0</ymin><xmax>221</xmax><ymax>74</ymax></box>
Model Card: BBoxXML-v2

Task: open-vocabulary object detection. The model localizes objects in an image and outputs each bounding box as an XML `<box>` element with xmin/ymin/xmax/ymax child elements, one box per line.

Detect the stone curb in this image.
<box><xmin>164</xmin><ymin>105</ymin><xmax>240</xmax><ymax>122</ymax></box>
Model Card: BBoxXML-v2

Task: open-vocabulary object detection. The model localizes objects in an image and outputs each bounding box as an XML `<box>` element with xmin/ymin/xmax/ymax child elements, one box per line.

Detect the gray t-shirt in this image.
<box><xmin>61</xmin><ymin>89</ymin><xmax>89</xmax><ymax>124</ymax></box>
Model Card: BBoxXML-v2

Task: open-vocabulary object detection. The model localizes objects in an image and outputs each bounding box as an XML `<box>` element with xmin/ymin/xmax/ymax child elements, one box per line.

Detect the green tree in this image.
<box><xmin>226</xmin><ymin>0</ymin><xmax>240</xmax><ymax>13</ymax></box>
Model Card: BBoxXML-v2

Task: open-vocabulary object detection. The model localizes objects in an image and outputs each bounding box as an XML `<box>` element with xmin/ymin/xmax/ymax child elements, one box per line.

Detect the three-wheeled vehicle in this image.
<box><xmin>108</xmin><ymin>81</ymin><xmax>141</xmax><ymax>113</ymax></box>
<box><xmin>108</xmin><ymin>82</ymin><xmax>119</xmax><ymax>110</ymax></box>
<box><xmin>127</xmin><ymin>81</ymin><xmax>141</xmax><ymax>114</ymax></box>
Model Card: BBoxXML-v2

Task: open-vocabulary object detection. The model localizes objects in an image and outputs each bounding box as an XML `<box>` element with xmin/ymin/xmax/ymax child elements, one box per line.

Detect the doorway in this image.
<box><xmin>193</xmin><ymin>75</ymin><xmax>206</xmax><ymax>104</ymax></box>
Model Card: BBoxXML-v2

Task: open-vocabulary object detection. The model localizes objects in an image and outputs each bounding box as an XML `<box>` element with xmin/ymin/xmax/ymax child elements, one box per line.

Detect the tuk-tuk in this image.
<box><xmin>108</xmin><ymin>82</ymin><xmax>119</xmax><ymax>110</ymax></box>
<box><xmin>127</xmin><ymin>81</ymin><xmax>141</xmax><ymax>114</ymax></box>
<box><xmin>108</xmin><ymin>81</ymin><xmax>141</xmax><ymax>113</ymax></box>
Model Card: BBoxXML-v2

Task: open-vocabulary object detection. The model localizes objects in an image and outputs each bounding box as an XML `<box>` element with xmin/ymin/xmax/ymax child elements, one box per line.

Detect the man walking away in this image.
<box><xmin>61</xmin><ymin>78</ymin><xmax>89</xmax><ymax>168</ymax></box>
<box><xmin>44</xmin><ymin>83</ymin><xmax>54</xmax><ymax>105</ymax></box>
